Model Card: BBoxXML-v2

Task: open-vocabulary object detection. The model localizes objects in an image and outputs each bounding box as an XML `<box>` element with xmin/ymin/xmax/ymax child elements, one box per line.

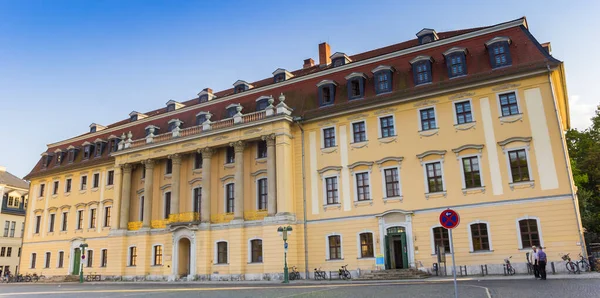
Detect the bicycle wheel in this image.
<box><xmin>508</xmin><ymin>267</ymin><xmax>516</xmax><ymax>275</ymax></box>
<box><xmin>578</xmin><ymin>260</ymin><xmax>589</xmax><ymax>272</ymax></box>
<box><xmin>566</xmin><ymin>262</ymin><xmax>578</xmax><ymax>273</ymax></box>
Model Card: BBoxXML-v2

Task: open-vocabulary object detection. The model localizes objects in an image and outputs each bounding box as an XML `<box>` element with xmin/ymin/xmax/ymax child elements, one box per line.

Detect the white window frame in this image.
<box><xmin>452</xmin><ymin>98</ymin><xmax>475</xmax><ymax>124</ymax></box>
<box><xmin>44</xmin><ymin>251</ymin><xmax>51</xmax><ymax>269</ymax></box>
<box><xmin>56</xmin><ymin>250</ymin><xmax>65</xmax><ymax>268</ymax></box>
<box><xmin>39</xmin><ymin>183</ymin><xmax>45</xmax><ymax>197</ymax></box>
<box><xmin>356</xmin><ymin>230</ymin><xmax>375</xmax><ymax>259</ymax></box>
<box><xmin>380</xmin><ymin>166</ymin><xmax>402</xmax><ymax>199</ymax></box>
<box><xmin>467</xmin><ymin>220</ymin><xmax>493</xmax><ymax>252</ymax></box>
<box><xmin>106</xmin><ymin>169</ymin><xmax>115</xmax><ymax>186</ymax></box>
<box><xmin>89</xmin><ymin>208</ymin><xmax>97</xmax><ymax>229</ymax></box>
<box><xmin>191</xmin><ymin>185</ymin><xmax>202</xmax><ymax>213</ymax></box>
<box><xmin>377</xmin><ymin>114</ymin><xmax>396</xmax><ymax>138</ymax></box>
<box><xmin>422</xmin><ymin>160</ymin><xmax>446</xmax><ymax>193</ymax></box>
<box><xmin>516</xmin><ymin>216</ymin><xmax>544</xmax><ymax>250</ymax></box>
<box><xmin>152</xmin><ymin>244</ymin><xmax>163</xmax><ymax>266</ymax></box>
<box><xmin>430</xmin><ymin>224</ymin><xmax>453</xmax><ymax>255</ymax></box>
<box><xmin>127</xmin><ymin>245</ymin><xmax>137</xmax><ymax>266</ymax></box>
<box><xmin>247</xmin><ymin>237</ymin><xmax>263</xmax><ymax>263</ymax></box>
<box><xmin>61</xmin><ymin>211</ymin><xmax>68</xmax><ymax>231</ymax></box>
<box><xmin>48</xmin><ymin>213</ymin><xmax>56</xmax><ymax>233</ymax></box>
<box><xmin>320</xmin><ymin>126</ymin><xmax>338</xmax><ymax>148</ymax></box>
<box><xmin>80</xmin><ymin>175</ymin><xmax>88</xmax><ymax>191</ymax></box>
<box><xmin>86</xmin><ymin>249</ymin><xmax>94</xmax><ymax>267</ymax></box>
<box><xmin>138</xmin><ymin>194</ymin><xmax>145</xmax><ymax>221</ymax></box>
<box><xmin>417</xmin><ymin>106</ymin><xmax>438</xmax><ymax>131</ymax></box>
<box><xmin>353</xmin><ymin>170</ymin><xmax>372</xmax><ymax>202</ymax></box>
<box><xmin>91</xmin><ymin>172</ymin><xmax>100</xmax><ymax>189</ymax></box>
<box><xmin>504</xmin><ymin>146</ymin><xmax>533</xmax><ymax>184</ymax></box>
<box><xmin>52</xmin><ymin>180</ymin><xmax>60</xmax><ymax>196</ymax></box>
<box><xmin>458</xmin><ymin>154</ymin><xmax>485</xmax><ymax>189</ymax></box>
<box><xmin>495</xmin><ymin>90</ymin><xmax>522</xmax><ymax>117</ymax></box>
<box><xmin>213</xmin><ymin>240</ymin><xmax>229</xmax><ymax>265</ymax></box>
<box><xmin>100</xmin><ymin>248</ymin><xmax>108</xmax><ymax>267</ymax></box>
<box><xmin>322</xmin><ymin>174</ymin><xmax>340</xmax><ymax>206</ymax></box>
<box><xmin>350</xmin><ymin>120</ymin><xmax>368</xmax><ymax>143</ymax></box>
<box><xmin>64</xmin><ymin>178</ymin><xmax>72</xmax><ymax>193</ymax></box>
<box><xmin>255</xmin><ymin>176</ymin><xmax>268</xmax><ymax>210</ymax></box>
<box><xmin>325</xmin><ymin>233</ymin><xmax>344</xmax><ymax>260</ymax></box>
<box><xmin>30</xmin><ymin>252</ymin><xmax>37</xmax><ymax>268</ymax></box>
<box><xmin>76</xmin><ymin>209</ymin><xmax>84</xmax><ymax>230</ymax></box>
<box><xmin>223</xmin><ymin>182</ymin><xmax>235</xmax><ymax>213</ymax></box>
<box><xmin>163</xmin><ymin>190</ymin><xmax>172</xmax><ymax>220</ymax></box>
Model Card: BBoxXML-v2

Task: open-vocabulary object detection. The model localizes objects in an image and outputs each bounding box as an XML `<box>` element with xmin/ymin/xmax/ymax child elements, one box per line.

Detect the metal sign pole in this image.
<box><xmin>449</xmin><ymin>229</ymin><xmax>458</xmax><ymax>298</ymax></box>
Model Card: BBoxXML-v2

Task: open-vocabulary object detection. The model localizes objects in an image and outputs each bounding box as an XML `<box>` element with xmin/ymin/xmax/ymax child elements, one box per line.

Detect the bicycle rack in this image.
<box><xmin>458</xmin><ymin>265</ymin><xmax>467</xmax><ymax>276</ymax></box>
<box><xmin>551</xmin><ymin>262</ymin><xmax>556</xmax><ymax>275</ymax></box>
<box><xmin>480</xmin><ymin>265</ymin><xmax>488</xmax><ymax>276</ymax></box>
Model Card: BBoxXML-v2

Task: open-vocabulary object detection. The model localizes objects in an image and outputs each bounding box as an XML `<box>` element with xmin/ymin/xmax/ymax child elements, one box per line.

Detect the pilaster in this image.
<box><xmin>142</xmin><ymin>159</ymin><xmax>155</xmax><ymax>228</ymax></box>
<box><xmin>231</xmin><ymin>141</ymin><xmax>246</xmax><ymax>220</ymax></box>
<box><xmin>118</xmin><ymin>164</ymin><xmax>132</xmax><ymax>230</ymax></box>
<box><xmin>262</xmin><ymin>134</ymin><xmax>277</xmax><ymax>216</ymax></box>
<box><xmin>170</xmin><ymin>154</ymin><xmax>182</xmax><ymax>214</ymax></box>
<box><xmin>200</xmin><ymin>148</ymin><xmax>214</xmax><ymax>223</ymax></box>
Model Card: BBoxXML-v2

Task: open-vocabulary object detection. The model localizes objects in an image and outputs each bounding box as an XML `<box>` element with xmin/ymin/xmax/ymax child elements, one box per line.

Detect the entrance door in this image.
<box><xmin>385</xmin><ymin>227</ymin><xmax>409</xmax><ymax>269</ymax></box>
<box><xmin>393</xmin><ymin>239</ymin><xmax>404</xmax><ymax>269</ymax></box>
<box><xmin>72</xmin><ymin>248</ymin><xmax>81</xmax><ymax>275</ymax></box>
<box><xmin>177</xmin><ymin>238</ymin><xmax>191</xmax><ymax>277</ymax></box>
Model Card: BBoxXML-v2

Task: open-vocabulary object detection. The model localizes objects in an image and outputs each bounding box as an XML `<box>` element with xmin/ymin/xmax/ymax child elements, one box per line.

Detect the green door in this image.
<box><xmin>400</xmin><ymin>232</ymin><xmax>409</xmax><ymax>269</ymax></box>
<box><xmin>384</xmin><ymin>235</ymin><xmax>391</xmax><ymax>269</ymax></box>
<box><xmin>72</xmin><ymin>248</ymin><xmax>81</xmax><ymax>275</ymax></box>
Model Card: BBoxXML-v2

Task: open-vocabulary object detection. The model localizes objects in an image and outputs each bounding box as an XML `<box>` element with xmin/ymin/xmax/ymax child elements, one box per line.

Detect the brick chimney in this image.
<box><xmin>303</xmin><ymin>58</ymin><xmax>315</xmax><ymax>69</ymax></box>
<box><xmin>319</xmin><ymin>42</ymin><xmax>331</xmax><ymax>66</ymax></box>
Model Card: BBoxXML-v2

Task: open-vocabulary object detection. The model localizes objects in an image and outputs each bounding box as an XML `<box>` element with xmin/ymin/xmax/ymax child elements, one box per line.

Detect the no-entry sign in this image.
<box><xmin>439</xmin><ymin>209</ymin><xmax>460</xmax><ymax>229</ymax></box>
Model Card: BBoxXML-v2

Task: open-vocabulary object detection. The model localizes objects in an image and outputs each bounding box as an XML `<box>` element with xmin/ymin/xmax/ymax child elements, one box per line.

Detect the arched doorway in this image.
<box><xmin>177</xmin><ymin>238</ymin><xmax>191</xmax><ymax>277</ymax></box>
<box><xmin>385</xmin><ymin>226</ymin><xmax>409</xmax><ymax>269</ymax></box>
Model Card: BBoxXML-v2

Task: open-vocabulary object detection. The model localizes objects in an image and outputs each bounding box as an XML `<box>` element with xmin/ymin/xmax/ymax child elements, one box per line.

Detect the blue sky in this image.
<box><xmin>1</xmin><ymin>0</ymin><xmax>598</xmax><ymax>178</ymax></box>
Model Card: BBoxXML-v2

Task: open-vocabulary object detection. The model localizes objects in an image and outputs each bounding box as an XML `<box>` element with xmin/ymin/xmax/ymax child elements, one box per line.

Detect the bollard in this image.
<box><xmin>484</xmin><ymin>265</ymin><xmax>488</xmax><ymax>276</ymax></box>
<box><xmin>551</xmin><ymin>262</ymin><xmax>556</xmax><ymax>275</ymax></box>
<box><xmin>503</xmin><ymin>264</ymin><xmax>507</xmax><ymax>276</ymax></box>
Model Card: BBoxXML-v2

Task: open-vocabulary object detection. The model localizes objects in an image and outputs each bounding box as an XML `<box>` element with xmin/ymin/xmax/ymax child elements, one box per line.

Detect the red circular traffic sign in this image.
<box><xmin>439</xmin><ymin>209</ymin><xmax>460</xmax><ymax>229</ymax></box>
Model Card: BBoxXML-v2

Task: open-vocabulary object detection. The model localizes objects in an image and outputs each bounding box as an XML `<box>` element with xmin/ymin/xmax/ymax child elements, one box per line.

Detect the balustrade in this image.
<box><xmin>127</xmin><ymin>221</ymin><xmax>142</xmax><ymax>231</ymax></box>
<box><xmin>211</xmin><ymin>212</ymin><xmax>234</xmax><ymax>224</ymax></box>
<box><xmin>244</xmin><ymin>209</ymin><xmax>268</xmax><ymax>221</ymax></box>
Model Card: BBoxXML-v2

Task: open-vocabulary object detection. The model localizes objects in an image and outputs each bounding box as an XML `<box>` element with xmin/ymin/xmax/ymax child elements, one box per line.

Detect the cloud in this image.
<box><xmin>569</xmin><ymin>95</ymin><xmax>595</xmax><ymax>131</ymax></box>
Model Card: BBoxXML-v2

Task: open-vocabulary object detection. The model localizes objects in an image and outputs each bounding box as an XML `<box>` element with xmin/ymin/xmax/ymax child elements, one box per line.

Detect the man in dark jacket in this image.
<box><xmin>538</xmin><ymin>247</ymin><xmax>547</xmax><ymax>280</ymax></box>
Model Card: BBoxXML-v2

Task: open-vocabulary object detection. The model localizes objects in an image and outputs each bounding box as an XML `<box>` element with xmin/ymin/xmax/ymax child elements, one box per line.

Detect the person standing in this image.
<box><xmin>528</xmin><ymin>245</ymin><xmax>539</xmax><ymax>278</ymax></box>
<box><xmin>538</xmin><ymin>247</ymin><xmax>547</xmax><ymax>280</ymax></box>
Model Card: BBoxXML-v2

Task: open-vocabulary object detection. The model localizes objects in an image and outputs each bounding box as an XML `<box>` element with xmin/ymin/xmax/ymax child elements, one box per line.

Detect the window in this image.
<box><xmin>53</xmin><ymin>181</ymin><xmax>59</xmax><ymax>195</ymax></box>
<box><xmin>226</xmin><ymin>183</ymin><xmax>235</xmax><ymax>213</ymax></box>
<box><xmin>256</xmin><ymin>98</ymin><xmax>269</xmax><ymax>111</ymax></box>
<box><xmin>346</xmin><ymin>75</ymin><xmax>365</xmax><ymax>100</ymax></box>
<box><xmin>80</xmin><ymin>175</ymin><xmax>87</xmax><ymax>190</ymax></box>
<box><xmin>165</xmin><ymin>159</ymin><xmax>173</xmax><ymax>175</ymax></box>
<box><xmin>9</xmin><ymin>221</ymin><xmax>15</xmax><ymax>237</ymax></box>
<box><xmin>129</xmin><ymin>246</ymin><xmax>137</xmax><ymax>266</ymax></box>
<box><xmin>65</xmin><ymin>178</ymin><xmax>72</xmax><ymax>193</ymax></box>
<box><xmin>90</xmin><ymin>209</ymin><xmax>96</xmax><ymax>229</ymax></box>
<box><xmin>355</xmin><ymin>172</ymin><xmax>371</xmax><ymax>201</ymax></box>
<box><xmin>499</xmin><ymin>92</ymin><xmax>519</xmax><ymax>116</ymax></box>
<box><xmin>470</xmin><ymin>223</ymin><xmax>490</xmax><ymax>251</ymax></box>
<box><xmin>332</xmin><ymin>58</ymin><xmax>345</xmax><ymax>67</ymax></box>
<box><xmin>462</xmin><ymin>156</ymin><xmax>482</xmax><ymax>188</ymax></box>
<box><xmin>447</xmin><ymin>53</ymin><xmax>466</xmax><ymax>77</ymax></box>
<box><xmin>0</xmin><ymin>247</ymin><xmax>4</xmax><ymax>257</ymax></box>
<box><xmin>83</xmin><ymin>145</ymin><xmax>94</xmax><ymax>159</ymax></box>
<box><xmin>139</xmin><ymin>196</ymin><xmax>144</xmax><ymax>221</ymax></box>
<box><xmin>141</xmin><ymin>165</ymin><xmax>146</xmax><ymax>179</ymax></box>
<box><xmin>352</xmin><ymin>121</ymin><xmax>366</xmax><ymax>143</ymax></box>
<box><xmin>94</xmin><ymin>142</ymin><xmax>103</xmax><ymax>157</ymax></box>
<box><xmin>35</xmin><ymin>216</ymin><xmax>41</xmax><ymax>234</ymax></box>
<box><xmin>226</xmin><ymin>106</ymin><xmax>238</xmax><ymax>118</ymax></box>
<box><xmin>226</xmin><ymin>147</ymin><xmax>235</xmax><ymax>164</ymax></box>
<box><xmin>130</xmin><ymin>114</ymin><xmax>138</xmax><ymax>122</ymax></box>
<box><xmin>196</xmin><ymin>114</ymin><xmax>207</xmax><ymax>126</ymax></box>
<box><xmin>257</xmin><ymin>178</ymin><xmax>268</xmax><ymax>210</ymax></box>
<box><xmin>45</xmin><ymin>252</ymin><xmax>51</xmax><ymax>268</ymax></box>
<box><xmin>104</xmin><ymin>206</ymin><xmax>111</xmax><ymax>227</ymax></box>
<box><xmin>107</xmin><ymin>170</ymin><xmax>114</xmax><ymax>186</ymax></box>
<box><xmin>109</xmin><ymin>138</ymin><xmax>119</xmax><ymax>153</ymax></box>
<box><xmin>39</xmin><ymin>184</ymin><xmax>45</xmax><ymax>197</ymax></box>
<box><xmin>325</xmin><ymin>176</ymin><xmax>339</xmax><ymax>205</ymax></box>
<box><xmin>508</xmin><ymin>149</ymin><xmax>530</xmax><ymax>182</ymax></box>
<box><xmin>234</xmin><ymin>85</ymin><xmax>247</xmax><ymax>94</ymax></box>
<box><xmin>100</xmin><ymin>249</ymin><xmax>107</xmax><ymax>267</ymax></box>
<box><xmin>77</xmin><ymin>210</ymin><xmax>83</xmax><ymax>230</ymax></box>
<box><xmin>323</xmin><ymin>127</ymin><xmax>336</xmax><ymax>148</ymax></box>
<box><xmin>31</xmin><ymin>253</ymin><xmax>37</xmax><ymax>268</ymax></box>
<box><xmin>384</xmin><ymin>168</ymin><xmax>400</xmax><ymax>197</ymax></box>
<box><xmin>48</xmin><ymin>214</ymin><xmax>55</xmax><ymax>233</ymax></box>
<box><xmin>167</xmin><ymin>104</ymin><xmax>175</xmax><ymax>112</ymax></box>
<box><xmin>414</xmin><ymin>61</ymin><xmax>432</xmax><ymax>85</ymax></box>
<box><xmin>250</xmin><ymin>239</ymin><xmax>263</xmax><ymax>263</ymax></box>
<box><xmin>92</xmin><ymin>173</ymin><xmax>99</xmax><ymax>188</ymax></box>
<box><xmin>274</xmin><ymin>73</ymin><xmax>285</xmax><ymax>83</ymax></box>
<box><xmin>194</xmin><ymin>152</ymin><xmax>203</xmax><ymax>169</ymax></box>
<box><xmin>86</xmin><ymin>250</ymin><xmax>93</xmax><ymax>267</ymax></box>
<box><xmin>164</xmin><ymin>192</ymin><xmax>171</xmax><ymax>219</ymax></box>
<box><xmin>420</xmin><ymin>108</ymin><xmax>436</xmax><ymax>131</ymax></box>
<box><xmin>349</xmin><ymin>79</ymin><xmax>361</xmax><ymax>99</ymax></box>
<box><xmin>193</xmin><ymin>187</ymin><xmax>202</xmax><ymax>214</ymax></box>
<box><xmin>3</xmin><ymin>221</ymin><xmax>8</xmax><ymax>237</ymax></box>
<box><xmin>519</xmin><ymin>219</ymin><xmax>540</xmax><ymax>248</ymax></box>
<box><xmin>217</xmin><ymin>242</ymin><xmax>228</xmax><ymax>264</ymax></box>
<box><xmin>153</xmin><ymin>245</ymin><xmax>163</xmax><ymax>266</ymax></box>
<box><xmin>489</xmin><ymin>42</ymin><xmax>511</xmax><ymax>68</ymax></box>
<box><xmin>318</xmin><ymin>83</ymin><xmax>336</xmax><ymax>107</ymax></box>
<box><xmin>359</xmin><ymin>233</ymin><xmax>374</xmax><ymax>258</ymax></box>
<box><xmin>433</xmin><ymin>227</ymin><xmax>451</xmax><ymax>253</ymax></box>
<box><xmin>454</xmin><ymin>101</ymin><xmax>473</xmax><ymax>124</ymax></box>
<box><xmin>58</xmin><ymin>251</ymin><xmax>64</xmax><ymax>268</ymax></box>
<box><xmin>199</xmin><ymin>95</ymin><xmax>208</xmax><ymax>103</ymax></box>
<box><xmin>18</xmin><ymin>247</ymin><xmax>21</xmax><ymax>257</ymax></box>
<box><xmin>6</xmin><ymin>247</ymin><xmax>11</xmax><ymax>257</ymax></box>
<box><xmin>379</xmin><ymin>116</ymin><xmax>395</xmax><ymax>138</ymax></box>
<box><xmin>374</xmin><ymin>70</ymin><xmax>392</xmax><ymax>94</ymax></box>
<box><xmin>257</xmin><ymin>141</ymin><xmax>267</xmax><ymax>159</ymax></box>
<box><xmin>68</xmin><ymin>149</ymin><xmax>76</xmax><ymax>163</ymax></box>
<box><xmin>61</xmin><ymin>212</ymin><xmax>68</xmax><ymax>231</ymax></box>
<box><xmin>328</xmin><ymin>235</ymin><xmax>342</xmax><ymax>260</ymax></box>
<box><xmin>426</xmin><ymin>162</ymin><xmax>444</xmax><ymax>193</ymax></box>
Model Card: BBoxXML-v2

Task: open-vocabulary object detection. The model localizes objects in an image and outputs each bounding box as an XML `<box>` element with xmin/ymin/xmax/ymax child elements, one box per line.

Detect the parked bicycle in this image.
<box><xmin>562</xmin><ymin>253</ymin><xmax>580</xmax><ymax>273</ymax></box>
<box><xmin>504</xmin><ymin>256</ymin><xmax>516</xmax><ymax>275</ymax></box>
<box><xmin>31</xmin><ymin>273</ymin><xmax>45</xmax><ymax>282</ymax></box>
<box><xmin>338</xmin><ymin>264</ymin><xmax>351</xmax><ymax>280</ymax></box>
<box><xmin>86</xmin><ymin>272</ymin><xmax>102</xmax><ymax>282</ymax></box>
<box><xmin>577</xmin><ymin>253</ymin><xmax>590</xmax><ymax>272</ymax></box>
<box><xmin>314</xmin><ymin>267</ymin><xmax>327</xmax><ymax>280</ymax></box>
<box><xmin>289</xmin><ymin>266</ymin><xmax>301</xmax><ymax>280</ymax></box>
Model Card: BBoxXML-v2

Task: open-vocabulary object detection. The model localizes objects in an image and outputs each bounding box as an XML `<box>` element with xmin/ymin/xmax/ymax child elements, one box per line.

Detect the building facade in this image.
<box><xmin>0</xmin><ymin>166</ymin><xmax>29</xmax><ymax>276</ymax></box>
<box><xmin>21</xmin><ymin>17</ymin><xmax>584</xmax><ymax>280</ymax></box>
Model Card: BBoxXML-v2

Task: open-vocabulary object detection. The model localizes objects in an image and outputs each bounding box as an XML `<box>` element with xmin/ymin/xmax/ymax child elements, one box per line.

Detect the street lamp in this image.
<box><xmin>277</xmin><ymin>225</ymin><xmax>293</xmax><ymax>283</ymax></box>
<box><xmin>79</xmin><ymin>243</ymin><xmax>88</xmax><ymax>283</ymax></box>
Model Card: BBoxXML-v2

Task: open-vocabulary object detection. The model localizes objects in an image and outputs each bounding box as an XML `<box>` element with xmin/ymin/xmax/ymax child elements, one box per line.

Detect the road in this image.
<box><xmin>0</xmin><ymin>279</ymin><xmax>598</xmax><ymax>297</ymax></box>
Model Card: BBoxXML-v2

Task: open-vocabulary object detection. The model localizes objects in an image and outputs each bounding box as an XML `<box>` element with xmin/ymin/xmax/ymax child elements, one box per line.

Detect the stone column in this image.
<box><xmin>118</xmin><ymin>164</ymin><xmax>132</xmax><ymax>229</ymax></box>
<box><xmin>262</xmin><ymin>134</ymin><xmax>277</xmax><ymax>216</ymax></box>
<box><xmin>200</xmin><ymin>148</ymin><xmax>214</xmax><ymax>223</ymax></box>
<box><xmin>112</xmin><ymin>165</ymin><xmax>123</xmax><ymax>229</ymax></box>
<box><xmin>231</xmin><ymin>141</ymin><xmax>246</xmax><ymax>220</ymax></box>
<box><xmin>142</xmin><ymin>159</ymin><xmax>155</xmax><ymax>228</ymax></box>
<box><xmin>276</xmin><ymin>134</ymin><xmax>294</xmax><ymax>215</ymax></box>
<box><xmin>169</xmin><ymin>154</ymin><xmax>182</xmax><ymax>216</ymax></box>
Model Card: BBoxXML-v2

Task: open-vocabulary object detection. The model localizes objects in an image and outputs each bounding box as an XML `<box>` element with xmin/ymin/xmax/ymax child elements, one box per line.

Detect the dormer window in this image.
<box><xmin>89</xmin><ymin>123</ymin><xmax>106</xmax><ymax>133</ymax></box>
<box><xmin>486</xmin><ymin>37</ymin><xmax>512</xmax><ymax>69</ymax></box>
<box><xmin>344</xmin><ymin>73</ymin><xmax>366</xmax><ymax>100</ymax></box>
<box><xmin>129</xmin><ymin>111</ymin><xmax>147</xmax><ymax>122</ymax></box>
<box><xmin>167</xmin><ymin>104</ymin><xmax>175</xmax><ymax>112</ymax></box>
<box><xmin>94</xmin><ymin>140</ymin><xmax>106</xmax><ymax>157</ymax></box>
<box><xmin>272</xmin><ymin>68</ymin><xmax>294</xmax><ymax>83</ymax></box>
<box><xmin>226</xmin><ymin>104</ymin><xmax>240</xmax><ymax>118</ymax></box>
<box><xmin>145</xmin><ymin>125</ymin><xmax>159</xmax><ymax>137</ymax></box>
<box><xmin>255</xmin><ymin>96</ymin><xmax>270</xmax><ymax>111</ymax></box>
<box><xmin>443</xmin><ymin>47</ymin><xmax>468</xmax><ymax>78</ymax></box>
<box><xmin>416</xmin><ymin>28</ymin><xmax>439</xmax><ymax>45</ymax></box>
<box><xmin>197</xmin><ymin>88</ymin><xmax>215</xmax><ymax>103</ymax></box>
<box><xmin>41</xmin><ymin>154</ymin><xmax>52</xmax><ymax>169</ymax></box>
<box><xmin>371</xmin><ymin>66</ymin><xmax>395</xmax><ymax>95</ymax></box>
<box><xmin>82</xmin><ymin>143</ymin><xmax>94</xmax><ymax>160</ymax></box>
<box><xmin>233</xmin><ymin>80</ymin><xmax>252</xmax><ymax>94</ymax></box>
<box><xmin>330</xmin><ymin>52</ymin><xmax>351</xmax><ymax>68</ymax></box>
<box><xmin>67</xmin><ymin>148</ymin><xmax>78</xmax><ymax>163</ymax></box>
<box><xmin>109</xmin><ymin>137</ymin><xmax>120</xmax><ymax>153</ymax></box>
<box><xmin>410</xmin><ymin>56</ymin><xmax>433</xmax><ymax>86</ymax></box>
<box><xmin>274</xmin><ymin>73</ymin><xmax>285</xmax><ymax>83</ymax></box>
<box><xmin>167</xmin><ymin>119</ymin><xmax>182</xmax><ymax>132</ymax></box>
<box><xmin>196</xmin><ymin>114</ymin><xmax>206</xmax><ymax>125</ymax></box>
<box><xmin>165</xmin><ymin>100</ymin><xmax>184</xmax><ymax>112</ymax></box>
<box><xmin>130</xmin><ymin>114</ymin><xmax>138</xmax><ymax>122</ymax></box>
<box><xmin>199</xmin><ymin>95</ymin><xmax>208</xmax><ymax>103</ymax></box>
<box><xmin>90</xmin><ymin>126</ymin><xmax>96</xmax><ymax>133</ymax></box>
<box><xmin>317</xmin><ymin>80</ymin><xmax>337</xmax><ymax>107</ymax></box>
<box><xmin>55</xmin><ymin>151</ymin><xmax>64</xmax><ymax>165</ymax></box>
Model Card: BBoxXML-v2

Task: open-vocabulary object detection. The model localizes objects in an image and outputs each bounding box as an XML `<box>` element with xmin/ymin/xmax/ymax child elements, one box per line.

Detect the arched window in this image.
<box><xmin>359</xmin><ymin>232</ymin><xmax>374</xmax><ymax>258</ymax></box>
<box><xmin>327</xmin><ymin>235</ymin><xmax>342</xmax><ymax>260</ymax></box>
<box><xmin>469</xmin><ymin>223</ymin><xmax>490</xmax><ymax>251</ymax></box>
<box><xmin>250</xmin><ymin>239</ymin><xmax>263</xmax><ymax>263</ymax></box>
<box><xmin>518</xmin><ymin>219</ymin><xmax>540</xmax><ymax>249</ymax></box>
<box><xmin>432</xmin><ymin>227</ymin><xmax>450</xmax><ymax>253</ymax></box>
<box><xmin>216</xmin><ymin>241</ymin><xmax>228</xmax><ymax>264</ymax></box>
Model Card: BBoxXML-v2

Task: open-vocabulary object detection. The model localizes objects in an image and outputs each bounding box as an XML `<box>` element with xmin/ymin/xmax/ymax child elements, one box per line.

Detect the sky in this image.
<box><xmin>0</xmin><ymin>0</ymin><xmax>598</xmax><ymax>179</ymax></box>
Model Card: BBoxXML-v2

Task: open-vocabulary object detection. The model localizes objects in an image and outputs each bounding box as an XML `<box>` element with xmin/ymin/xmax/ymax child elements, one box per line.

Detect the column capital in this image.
<box><xmin>169</xmin><ymin>154</ymin><xmax>182</xmax><ymax>165</ymax></box>
<box><xmin>262</xmin><ymin>134</ymin><xmax>276</xmax><ymax>147</ymax></box>
<box><xmin>142</xmin><ymin>159</ymin><xmax>155</xmax><ymax>169</ymax></box>
<box><xmin>121</xmin><ymin>163</ymin><xmax>133</xmax><ymax>173</ymax></box>
<box><xmin>230</xmin><ymin>141</ymin><xmax>246</xmax><ymax>153</ymax></box>
<box><xmin>199</xmin><ymin>147</ymin><xmax>215</xmax><ymax>159</ymax></box>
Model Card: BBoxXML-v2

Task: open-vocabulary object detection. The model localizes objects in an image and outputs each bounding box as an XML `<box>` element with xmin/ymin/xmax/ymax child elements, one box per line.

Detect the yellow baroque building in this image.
<box><xmin>21</xmin><ymin>17</ymin><xmax>584</xmax><ymax>280</ymax></box>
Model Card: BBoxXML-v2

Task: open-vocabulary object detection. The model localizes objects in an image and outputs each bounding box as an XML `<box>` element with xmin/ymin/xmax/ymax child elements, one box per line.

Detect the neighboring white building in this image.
<box><xmin>0</xmin><ymin>166</ymin><xmax>29</xmax><ymax>276</ymax></box>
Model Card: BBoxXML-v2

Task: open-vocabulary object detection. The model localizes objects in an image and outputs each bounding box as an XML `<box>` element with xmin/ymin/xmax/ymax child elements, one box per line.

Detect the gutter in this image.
<box><xmin>293</xmin><ymin>116</ymin><xmax>309</xmax><ymax>279</ymax></box>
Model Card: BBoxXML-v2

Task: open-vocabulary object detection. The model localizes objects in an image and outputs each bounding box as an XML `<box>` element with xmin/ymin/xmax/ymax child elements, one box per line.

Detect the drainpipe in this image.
<box><xmin>293</xmin><ymin>116</ymin><xmax>309</xmax><ymax>278</ymax></box>
<box><xmin>546</xmin><ymin>64</ymin><xmax>587</xmax><ymax>258</ymax></box>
